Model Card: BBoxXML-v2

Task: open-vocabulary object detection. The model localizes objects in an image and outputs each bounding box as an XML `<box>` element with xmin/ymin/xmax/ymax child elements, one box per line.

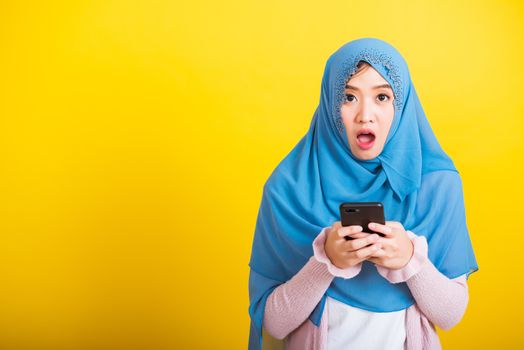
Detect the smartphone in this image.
<box><xmin>339</xmin><ymin>202</ymin><xmax>386</xmax><ymax>241</ymax></box>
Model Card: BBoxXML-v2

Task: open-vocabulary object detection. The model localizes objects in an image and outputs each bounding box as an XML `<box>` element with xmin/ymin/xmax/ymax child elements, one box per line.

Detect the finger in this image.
<box><xmin>368</xmin><ymin>222</ymin><xmax>394</xmax><ymax>237</ymax></box>
<box><xmin>346</xmin><ymin>232</ymin><xmax>373</xmax><ymax>240</ymax></box>
<box><xmin>367</xmin><ymin>248</ymin><xmax>387</xmax><ymax>259</ymax></box>
<box><xmin>342</xmin><ymin>231</ymin><xmax>373</xmax><ymax>242</ymax></box>
<box><xmin>386</xmin><ymin>221</ymin><xmax>403</xmax><ymax>229</ymax></box>
<box><xmin>367</xmin><ymin>256</ymin><xmax>378</xmax><ymax>264</ymax></box>
<box><xmin>328</xmin><ymin>222</ymin><xmax>341</xmax><ymax>239</ymax></box>
<box><xmin>343</xmin><ymin>231</ymin><xmax>377</xmax><ymax>242</ymax></box>
<box><xmin>337</xmin><ymin>225</ymin><xmax>363</xmax><ymax>238</ymax></box>
<box><xmin>351</xmin><ymin>242</ymin><xmax>383</xmax><ymax>262</ymax></box>
<box><xmin>345</xmin><ymin>234</ymin><xmax>380</xmax><ymax>252</ymax></box>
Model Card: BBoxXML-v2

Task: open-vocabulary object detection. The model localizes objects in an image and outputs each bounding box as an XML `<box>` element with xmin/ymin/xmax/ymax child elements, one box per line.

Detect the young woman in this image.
<box><xmin>247</xmin><ymin>38</ymin><xmax>479</xmax><ymax>350</ymax></box>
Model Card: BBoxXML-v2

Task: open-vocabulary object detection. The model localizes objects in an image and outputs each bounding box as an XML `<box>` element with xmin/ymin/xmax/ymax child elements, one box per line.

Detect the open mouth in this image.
<box><xmin>356</xmin><ymin>129</ymin><xmax>376</xmax><ymax>150</ymax></box>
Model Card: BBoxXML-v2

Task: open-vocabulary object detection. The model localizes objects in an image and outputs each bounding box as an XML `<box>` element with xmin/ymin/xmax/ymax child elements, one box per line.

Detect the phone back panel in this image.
<box><xmin>339</xmin><ymin>202</ymin><xmax>385</xmax><ymax>240</ymax></box>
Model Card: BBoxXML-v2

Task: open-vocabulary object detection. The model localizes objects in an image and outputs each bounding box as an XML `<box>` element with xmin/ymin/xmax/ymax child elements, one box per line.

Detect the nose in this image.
<box><xmin>357</xmin><ymin>100</ymin><xmax>375</xmax><ymax>123</ymax></box>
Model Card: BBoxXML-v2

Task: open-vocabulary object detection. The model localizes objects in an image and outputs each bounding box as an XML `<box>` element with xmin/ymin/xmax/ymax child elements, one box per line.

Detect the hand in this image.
<box><xmin>324</xmin><ymin>221</ymin><xmax>384</xmax><ymax>269</ymax></box>
<box><xmin>365</xmin><ymin>221</ymin><xmax>414</xmax><ymax>270</ymax></box>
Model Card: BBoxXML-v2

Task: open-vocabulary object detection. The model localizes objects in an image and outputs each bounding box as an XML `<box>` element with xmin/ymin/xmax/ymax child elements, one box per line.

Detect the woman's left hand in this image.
<box><xmin>365</xmin><ymin>221</ymin><xmax>414</xmax><ymax>270</ymax></box>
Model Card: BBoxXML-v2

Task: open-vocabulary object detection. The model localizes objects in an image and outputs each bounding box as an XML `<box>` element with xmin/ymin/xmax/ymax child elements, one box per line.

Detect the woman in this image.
<box><xmin>247</xmin><ymin>38</ymin><xmax>479</xmax><ymax>350</ymax></box>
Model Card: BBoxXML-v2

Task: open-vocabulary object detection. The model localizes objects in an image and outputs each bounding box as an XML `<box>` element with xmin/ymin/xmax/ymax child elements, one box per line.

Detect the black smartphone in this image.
<box><xmin>339</xmin><ymin>202</ymin><xmax>386</xmax><ymax>241</ymax></box>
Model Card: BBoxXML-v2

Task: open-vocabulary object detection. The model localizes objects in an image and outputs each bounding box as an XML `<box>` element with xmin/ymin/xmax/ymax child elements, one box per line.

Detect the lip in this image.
<box><xmin>357</xmin><ymin>128</ymin><xmax>376</xmax><ymax>137</ymax></box>
<box><xmin>356</xmin><ymin>128</ymin><xmax>376</xmax><ymax>150</ymax></box>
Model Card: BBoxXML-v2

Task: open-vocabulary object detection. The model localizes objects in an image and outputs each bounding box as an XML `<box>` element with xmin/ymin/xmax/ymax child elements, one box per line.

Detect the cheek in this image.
<box><xmin>377</xmin><ymin>111</ymin><xmax>395</xmax><ymax>144</ymax></box>
<box><xmin>383</xmin><ymin>110</ymin><xmax>395</xmax><ymax>134</ymax></box>
<box><xmin>340</xmin><ymin>107</ymin><xmax>354</xmax><ymax>128</ymax></box>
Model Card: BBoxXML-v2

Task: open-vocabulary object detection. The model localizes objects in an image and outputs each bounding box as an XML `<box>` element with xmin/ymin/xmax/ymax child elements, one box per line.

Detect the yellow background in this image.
<box><xmin>0</xmin><ymin>0</ymin><xmax>522</xmax><ymax>349</ymax></box>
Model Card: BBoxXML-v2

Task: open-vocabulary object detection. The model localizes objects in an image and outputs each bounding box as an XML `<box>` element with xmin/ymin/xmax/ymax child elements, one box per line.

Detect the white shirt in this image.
<box><xmin>327</xmin><ymin>296</ymin><xmax>406</xmax><ymax>350</ymax></box>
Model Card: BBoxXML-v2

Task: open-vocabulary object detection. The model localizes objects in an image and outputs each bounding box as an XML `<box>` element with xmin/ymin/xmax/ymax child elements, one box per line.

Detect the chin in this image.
<box><xmin>349</xmin><ymin>144</ymin><xmax>382</xmax><ymax>160</ymax></box>
<box><xmin>355</xmin><ymin>153</ymin><xmax>378</xmax><ymax>160</ymax></box>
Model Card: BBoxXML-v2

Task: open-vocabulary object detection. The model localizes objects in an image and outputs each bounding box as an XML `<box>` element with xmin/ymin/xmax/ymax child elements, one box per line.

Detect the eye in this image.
<box><xmin>377</xmin><ymin>94</ymin><xmax>391</xmax><ymax>102</ymax></box>
<box><xmin>344</xmin><ymin>94</ymin><xmax>356</xmax><ymax>103</ymax></box>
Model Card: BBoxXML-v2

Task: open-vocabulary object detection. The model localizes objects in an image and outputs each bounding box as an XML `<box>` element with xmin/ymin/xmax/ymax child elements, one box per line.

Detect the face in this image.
<box><xmin>341</xmin><ymin>62</ymin><xmax>395</xmax><ymax>160</ymax></box>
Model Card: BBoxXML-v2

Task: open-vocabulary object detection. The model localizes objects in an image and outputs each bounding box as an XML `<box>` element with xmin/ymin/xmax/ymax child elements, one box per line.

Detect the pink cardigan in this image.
<box><xmin>263</xmin><ymin>228</ymin><xmax>469</xmax><ymax>350</ymax></box>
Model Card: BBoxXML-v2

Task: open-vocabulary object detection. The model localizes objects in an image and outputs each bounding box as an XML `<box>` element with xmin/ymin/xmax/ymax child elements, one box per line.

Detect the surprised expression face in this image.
<box><xmin>340</xmin><ymin>61</ymin><xmax>395</xmax><ymax>160</ymax></box>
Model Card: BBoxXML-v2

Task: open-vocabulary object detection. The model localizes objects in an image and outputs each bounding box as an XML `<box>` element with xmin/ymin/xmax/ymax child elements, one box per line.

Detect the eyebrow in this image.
<box><xmin>345</xmin><ymin>84</ymin><xmax>393</xmax><ymax>91</ymax></box>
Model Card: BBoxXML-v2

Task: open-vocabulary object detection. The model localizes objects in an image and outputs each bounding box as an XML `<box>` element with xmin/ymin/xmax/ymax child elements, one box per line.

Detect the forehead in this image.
<box><xmin>344</xmin><ymin>64</ymin><xmax>393</xmax><ymax>93</ymax></box>
<box><xmin>346</xmin><ymin>64</ymin><xmax>389</xmax><ymax>85</ymax></box>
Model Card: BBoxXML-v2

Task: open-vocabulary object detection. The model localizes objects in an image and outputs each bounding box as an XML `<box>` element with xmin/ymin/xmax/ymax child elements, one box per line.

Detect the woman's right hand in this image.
<box><xmin>324</xmin><ymin>221</ymin><xmax>382</xmax><ymax>269</ymax></box>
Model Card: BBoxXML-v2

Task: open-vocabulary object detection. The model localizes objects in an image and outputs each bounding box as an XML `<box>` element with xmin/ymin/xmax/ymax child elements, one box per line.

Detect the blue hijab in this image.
<box><xmin>248</xmin><ymin>38</ymin><xmax>479</xmax><ymax>349</ymax></box>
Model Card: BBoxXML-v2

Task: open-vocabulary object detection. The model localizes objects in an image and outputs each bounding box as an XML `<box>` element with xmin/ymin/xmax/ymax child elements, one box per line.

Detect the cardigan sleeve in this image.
<box><xmin>375</xmin><ymin>230</ymin><xmax>469</xmax><ymax>331</ymax></box>
<box><xmin>405</xmin><ymin>257</ymin><xmax>469</xmax><ymax>331</ymax></box>
<box><xmin>263</xmin><ymin>227</ymin><xmax>364</xmax><ymax>340</ymax></box>
<box><xmin>262</xmin><ymin>255</ymin><xmax>334</xmax><ymax>340</ymax></box>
